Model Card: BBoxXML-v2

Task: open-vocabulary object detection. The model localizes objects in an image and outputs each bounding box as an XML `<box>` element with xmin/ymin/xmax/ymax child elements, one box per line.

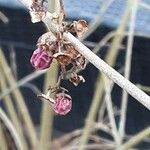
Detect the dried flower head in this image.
<box><xmin>53</xmin><ymin>93</ymin><xmax>72</xmax><ymax>115</ymax></box>
<box><xmin>73</xmin><ymin>20</ymin><xmax>88</xmax><ymax>38</ymax></box>
<box><xmin>30</xmin><ymin>48</ymin><xmax>53</xmax><ymax>70</ymax></box>
<box><xmin>29</xmin><ymin>1</ymin><xmax>46</xmax><ymax>23</ymax></box>
<box><xmin>37</xmin><ymin>32</ymin><xmax>57</xmax><ymax>53</ymax></box>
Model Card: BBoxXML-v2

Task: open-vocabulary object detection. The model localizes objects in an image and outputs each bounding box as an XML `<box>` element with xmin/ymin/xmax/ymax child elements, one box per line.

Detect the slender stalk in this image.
<box><xmin>38</xmin><ymin>1</ymin><xmax>59</xmax><ymax>149</ymax></box>
<box><xmin>0</xmin><ymin>122</ymin><xmax>8</xmax><ymax>150</ymax></box>
<box><xmin>0</xmin><ymin>108</ymin><xmax>23</xmax><ymax>150</ymax></box>
<box><xmin>120</xmin><ymin>127</ymin><xmax>150</xmax><ymax>150</ymax></box>
<box><xmin>0</xmin><ymin>67</ymin><xmax>28</xmax><ymax>150</ymax></box>
<box><xmin>0</xmin><ymin>49</ymin><xmax>37</xmax><ymax>149</ymax></box>
<box><xmin>104</xmin><ymin>80</ymin><xmax>120</xmax><ymax>145</ymax></box>
<box><xmin>119</xmin><ymin>0</ymin><xmax>138</xmax><ymax>142</ymax></box>
<box><xmin>77</xmin><ymin>74</ymin><xmax>104</xmax><ymax>146</ymax></box>
<box><xmin>97</xmin><ymin>100</ymin><xmax>106</xmax><ymax>122</ymax></box>
<box><xmin>38</xmin><ymin>62</ymin><xmax>58</xmax><ymax>150</ymax></box>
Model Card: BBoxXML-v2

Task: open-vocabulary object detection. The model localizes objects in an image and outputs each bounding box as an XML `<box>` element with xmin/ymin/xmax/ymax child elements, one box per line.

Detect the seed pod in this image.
<box><xmin>53</xmin><ymin>93</ymin><xmax>72</xmax><ymax>115</ymax></box>
<box><xmin>30</xmin><ymin>48</ymin><xmax>53</xmax><ymax>70</ymax></box>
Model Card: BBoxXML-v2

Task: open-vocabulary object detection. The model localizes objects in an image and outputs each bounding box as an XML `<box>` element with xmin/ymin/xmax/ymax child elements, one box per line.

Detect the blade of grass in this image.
<box><xmin>38</xmin><ymin>1</ymin><xmax>59</xmax><ymax>149</ymax></box>
<box><xmin>119</xmin><ymin>0</ymin><xmax>139</xmax><ymax>143</ymax></box>
<box><xmin>0</xmin><ymin>49</ymin><xmax>37</xmax><ymax>149</ymax></box>
<box><xmin>104</xmin><ymin>79</ymin><xmax>121</xmax><ymax>146</ymax></box>
<box><xmin>38</xmin><ymin>61</ymin><xmax>58</xmax><ymax>150</ymax></box>
<box><xmin>0</xmin><ymin>67</ymin><xmax>28</xmax><ymax>150</ymax></box>
<box><xmin>0</xmin><ymin>122</ymin><xmax>8</xmax><ymax>150</ymax></box>
<box><xmin>120</xmin><ymin>127</ymin><xmax>150</xmax><ymax>150</ymax></box>
<box><xmin>0</xmin><ymin>108</ymin><xmax>23</xmax><ymax>150</ymax></box>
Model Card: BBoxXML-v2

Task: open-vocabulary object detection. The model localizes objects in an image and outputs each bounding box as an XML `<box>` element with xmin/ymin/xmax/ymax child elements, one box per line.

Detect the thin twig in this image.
<box><xmin>64</xmin><ymin>32</ymin><xmax>150</xmax><ymax>108</ymax></box>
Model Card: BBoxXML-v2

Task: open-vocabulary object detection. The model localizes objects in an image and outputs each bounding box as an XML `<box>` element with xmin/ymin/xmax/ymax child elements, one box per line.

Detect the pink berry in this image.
<box><xmin>30</xmin><ymin>48</ymin><xmax>53</xmax><ymax>70</ymax></box>
<box><xmin>53</xmin><ymin>93</ymin><xmax>72</xmax><ymax>115</ymax></box>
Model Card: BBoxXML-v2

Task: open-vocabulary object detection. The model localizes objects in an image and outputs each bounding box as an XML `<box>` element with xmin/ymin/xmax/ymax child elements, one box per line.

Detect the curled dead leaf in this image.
<box><xmin>53</xmin><ymin>52</ymin><xmax>72</xmax><ymax>65</ymax></box>
<box><xmin>75</xmin><ymin>55</ymin><xmax>86</xmax><ymax>69</ymax></box>
<box><xmin>69</xmin><ymin>73</ymin><xmax>85</xmax><ymax>86</ymax></box>
<box><xmin>63</xmin><ymin>43</ymin><xmax>79</xmax><ymax>60</ymax></box>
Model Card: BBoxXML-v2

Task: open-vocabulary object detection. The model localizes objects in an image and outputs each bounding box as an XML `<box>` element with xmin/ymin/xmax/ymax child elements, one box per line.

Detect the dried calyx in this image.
<box><xmin>38</xmin><ymin>87</ymin><xmax>72</xmax><ymax>115</ymax></box>
<box><xmin>29</xmin><ymin>0</ymin><xmax>88</xmax><ymax>115</ymax></box>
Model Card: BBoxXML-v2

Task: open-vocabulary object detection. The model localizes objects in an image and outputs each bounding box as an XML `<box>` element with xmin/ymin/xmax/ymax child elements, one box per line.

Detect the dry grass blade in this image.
<box><xmin>119</xmin><ymin>0</ymin><xmax>139</xmax><ymax>143</ymax></box>
<box><xmin>0</xmin><ymin>49</ymin><xmax>37</xmax><ymax>149</ymax></box>
<box><xmin>38</xmin><ymin>62</ymin><xmax>58</xmax><ymax>150</ymax></box>
<box><xmin>0</xmin><ymin>67</ymin><xmax>28</xmax><ymax>150</ymax></box>
<box><xmin>0</xmin><ymin>108</ymin><xmax>23</xmax><ymax>150</ymax></box>
<box><xmin>120</xmin><ymin>127</ymin><xmax>150</xmax><ymax>150</ymax></box>
<box><xmin>0</xmin><ymin>123</ymin><xmax>8</xmax><ymax>150</ymax></box>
